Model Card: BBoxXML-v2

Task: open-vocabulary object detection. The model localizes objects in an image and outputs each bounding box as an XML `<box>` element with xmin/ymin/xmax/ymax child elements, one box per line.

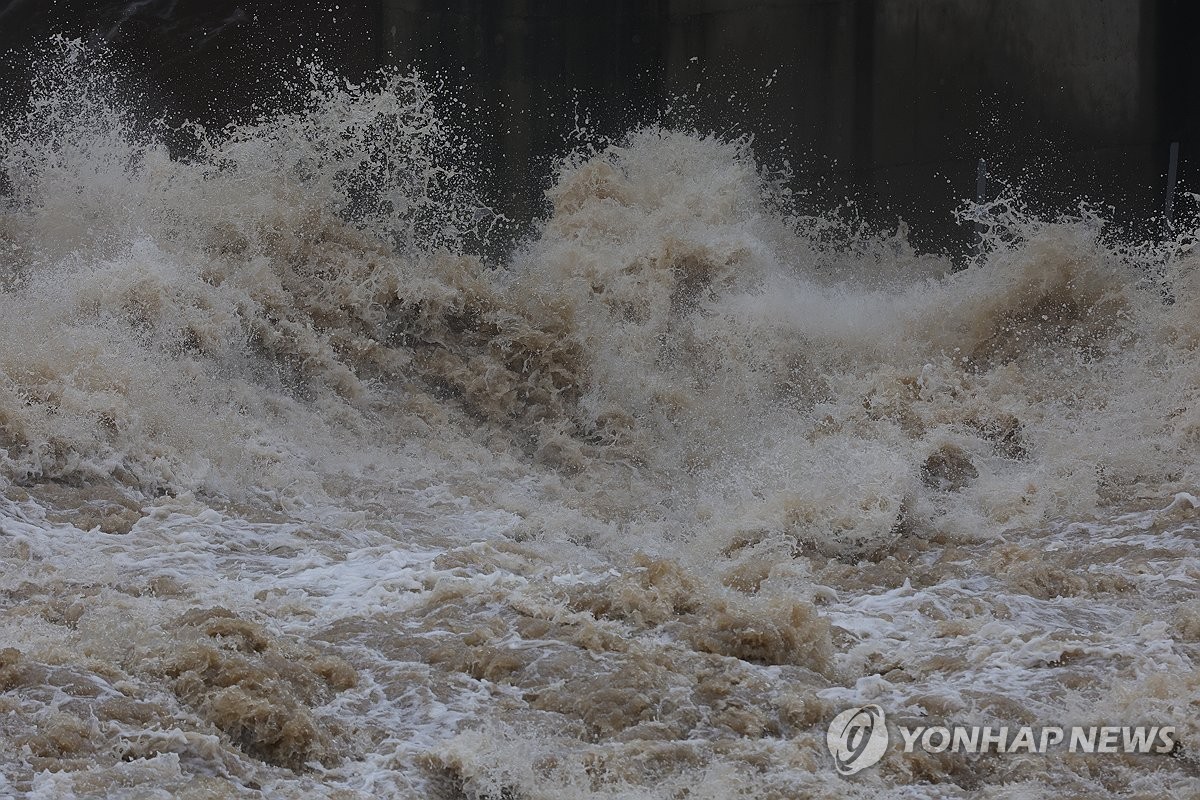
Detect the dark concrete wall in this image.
<box><xmin>383</xmin><ymin>0</ymin><xmax>1196</xmax><ymax>249</ymax></box>
<box><xmin>2</xmin><ymin>0</ymin><xmax>1197</xmax><ymax>251</ymax></box>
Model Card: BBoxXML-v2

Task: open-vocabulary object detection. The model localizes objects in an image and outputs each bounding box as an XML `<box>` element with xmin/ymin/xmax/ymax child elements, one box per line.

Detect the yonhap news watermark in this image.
<box><xmin>827</xmin><ymin>705</ymin><xmax>1179</xmax><ymax>776</ymax></box>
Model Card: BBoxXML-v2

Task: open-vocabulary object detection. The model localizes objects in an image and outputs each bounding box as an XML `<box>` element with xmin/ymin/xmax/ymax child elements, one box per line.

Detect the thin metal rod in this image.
<box><xmin>1165</xmin><ymin>141</ymin><xmax>1180</xmax><ymax>233</ymax></box>
<box><xmin>974</xmin><ymin>158</ymin><xmax>987</xmax><ymax>258</ymax></box>
<box><xmin>976</xmin><ymin>158</ymin><xmax>988</xmax><ymax>207</ymax></box>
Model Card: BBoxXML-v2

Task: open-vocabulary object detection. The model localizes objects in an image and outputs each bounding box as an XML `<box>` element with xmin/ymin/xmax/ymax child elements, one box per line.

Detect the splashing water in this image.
<box><xmin>0</xmin><ymin>38</ymin><xmax>1197</xmax><ymax>799</ymax></box>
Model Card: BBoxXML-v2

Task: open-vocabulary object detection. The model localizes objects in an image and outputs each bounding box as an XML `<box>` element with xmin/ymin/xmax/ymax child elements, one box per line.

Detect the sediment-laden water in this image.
<box><xmin>0</xmin><ymin>39</ymin><xmax>1197</xmax><ymax>798</ymax></box>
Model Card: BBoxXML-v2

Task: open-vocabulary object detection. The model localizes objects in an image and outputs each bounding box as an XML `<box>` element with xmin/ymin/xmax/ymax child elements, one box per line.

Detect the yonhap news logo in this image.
<box><xmin>825</xmin><ymin>706</ymin><xmax>1178</xmax><ymax>776</ymax></box>
<box><xmin>826</xmin><ymin>705</ymin><xmax>889</xmax><ymax>775</ymax></box>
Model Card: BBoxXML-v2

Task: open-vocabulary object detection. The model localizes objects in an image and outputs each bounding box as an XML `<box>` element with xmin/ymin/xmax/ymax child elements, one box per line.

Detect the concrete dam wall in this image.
<box><xmin>379</xmin><ymin>0</ymin><xmax>1195</xmax><ymax>248</ymax></box>
<box><xmin>2</xmin><ymin>0</ymin><xmax>1196</xmax><ymax>249</ymax></box>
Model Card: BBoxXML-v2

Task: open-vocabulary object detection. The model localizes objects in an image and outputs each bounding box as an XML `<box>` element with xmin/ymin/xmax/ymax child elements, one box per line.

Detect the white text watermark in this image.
<box><xmin>827</xmin><ymin>706</ymin><xmax>1177</xmax><ymax>775</ymax></box>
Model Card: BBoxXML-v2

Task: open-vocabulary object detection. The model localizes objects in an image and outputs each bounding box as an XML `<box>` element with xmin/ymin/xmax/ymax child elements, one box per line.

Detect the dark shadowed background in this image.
<box><xmin>2</xmin><ymin>0</ymin><xmax>1197</xmax><ymax>253</ymax></box>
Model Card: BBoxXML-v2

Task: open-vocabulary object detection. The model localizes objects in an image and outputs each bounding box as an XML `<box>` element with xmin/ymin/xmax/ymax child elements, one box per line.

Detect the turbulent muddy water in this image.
<box><xmin>0</xmin><ymin>39</ymin><xmax>1198</xmax><ymax>798</ymax></box>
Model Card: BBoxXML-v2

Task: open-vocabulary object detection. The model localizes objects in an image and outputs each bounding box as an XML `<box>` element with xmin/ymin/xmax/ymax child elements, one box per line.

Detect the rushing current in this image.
<box><xmin>0</xmin><ymin>39</ymin><xmax>1197</xmax><ymax>798</ymax></box>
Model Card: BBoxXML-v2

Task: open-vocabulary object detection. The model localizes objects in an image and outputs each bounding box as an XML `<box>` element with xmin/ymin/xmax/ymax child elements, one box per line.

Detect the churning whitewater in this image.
<box><xmin>0</xmin><ymin>39</ymin><xmax>1197</xmax><ymax>798</ymax></box>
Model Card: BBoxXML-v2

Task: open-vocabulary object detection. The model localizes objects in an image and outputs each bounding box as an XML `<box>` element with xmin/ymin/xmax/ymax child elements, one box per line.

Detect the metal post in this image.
<box><xmin>974</xmin><ymin>158</ymin><xmax>988</xmax><ymax>258</ymax></box>
<box><xmin>1165</xmin><ymin>141</ymin><xmax>1180</xmax><ymax>234</ymax></box>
